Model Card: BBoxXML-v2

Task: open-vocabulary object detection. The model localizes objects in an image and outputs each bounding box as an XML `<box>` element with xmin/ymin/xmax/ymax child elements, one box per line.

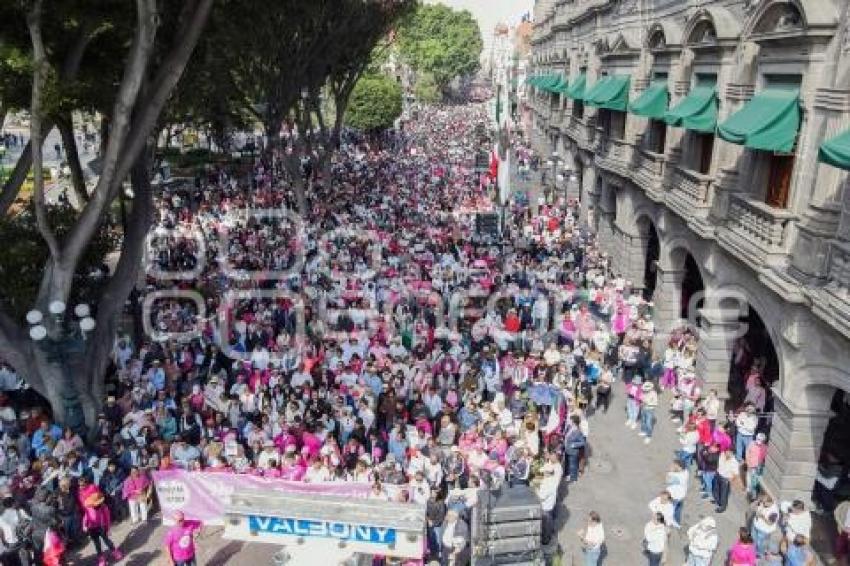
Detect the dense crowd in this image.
<box><xmin>0</xmin><ymin>104</ymin><xmax>842</xmax><ymax>566</ymax></box>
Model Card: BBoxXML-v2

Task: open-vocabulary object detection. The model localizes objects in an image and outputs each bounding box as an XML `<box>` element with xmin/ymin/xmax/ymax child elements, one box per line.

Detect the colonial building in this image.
<box><xmin>528</xmin><ymin>0</ymin><xmax>850</xmax><ymax>505</ymax></box>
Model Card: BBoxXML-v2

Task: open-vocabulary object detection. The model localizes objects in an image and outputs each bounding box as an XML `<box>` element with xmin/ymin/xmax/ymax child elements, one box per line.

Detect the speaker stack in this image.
<box><xmin>472</xmin><ymin>485</ymin><xmax>544</xmax><ymax>566</ymax></box>
<box><xmin>475</xmin><ymin>212</ymin><xmax>500</xmax><ymax>238</ymax></box>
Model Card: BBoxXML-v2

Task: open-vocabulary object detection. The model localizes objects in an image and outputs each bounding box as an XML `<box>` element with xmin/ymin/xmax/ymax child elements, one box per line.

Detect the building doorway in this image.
<box><xmin>814</xmin><ymin>390</ymin><xmax>850</xmax><ymax>514</ymax></box>
<box><xmin>643</xmin><ymin>222</ymin><xmax>660</xmax><ymax>301</ymax></box>
<box><xmin>727</xmin><ymin>306</ymin><xmax>779</xmax><ymax>423</ymax></box>
<box><xmin>680</xmin><ymin>253</ymin><xmax>704</xmax><ymax>319</ymax></box>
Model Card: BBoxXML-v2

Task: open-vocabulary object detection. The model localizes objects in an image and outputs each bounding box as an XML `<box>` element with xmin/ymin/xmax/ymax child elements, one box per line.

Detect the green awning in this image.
<box><xmin>564</xmin><ymin>73</ymin><xmax>587</xmax><ymax>100</ymax></box>
<box><xmin>585</xmin><ymin>75</ymin><xmax>630</xmax><ymax>111</ymax></box>
<box><xmin>548</xmin><ymin>75</ymin><xmax>568</xmax><ymax>94</ymax></box>
<box><xmin>629</xmin><ymin>81</ymin><xmax>669</xmax><ymax>119</ymax></box>
<box><xmin>819</xmin><ymin>128</ymin><xmax>850</xmax><ymax>170</ymax></box>
<box><xmin>717</xmin><ymin>88</ymin><xmax>800</xmax><ymax>152</ymax></box>
<box><xmin>664</xmin><ymin>86</ymin><xmax>717</xmax><ymax>133</ymax></box>
<box><xmin>542</xmin><ymin>75</ymin><xmax>560</xmax><ymax>92</ymax></box>
<box><xmin>554</xmin><ymin>76</ymin><xmax>570</xmax><ymax>94</ymax></box>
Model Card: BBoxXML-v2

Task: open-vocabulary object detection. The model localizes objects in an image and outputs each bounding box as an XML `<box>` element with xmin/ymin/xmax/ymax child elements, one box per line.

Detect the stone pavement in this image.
<box><xmin>72</xmin><ymin>520</ymin><xmax>280</xmax><ymax>565</ymax></box>
<box><xmin>554</xmin><ymin>383</ymin><xmax>747</xmax><ymax>566</ymax></box>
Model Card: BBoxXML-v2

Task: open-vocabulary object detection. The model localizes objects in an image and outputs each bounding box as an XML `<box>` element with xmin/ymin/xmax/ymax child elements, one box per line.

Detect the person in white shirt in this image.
<box><xmin>783</xmin><ymin>499</ymin><xmax>812</xmax><ymax>542</ymax></box>
<box><xmin>578</xmin><ymin>511</ymin><xmax>605</xmax><ymax>565</ymax></box>
<box><xmin>305</xmin><ymin>459</ymin><xmax>333</xmax><ymax>483</ymax></box>
<box><xmin>0</xmin><ymin>497</ymin><xmax>26</xmax><ymax>561</ymax></box>
<box><xmin>256</xmin><ymin>442</ymin><xmax>280</xmax><ymax>470</ymax></box>
<box><xmin>666</xmin><ymin>460</ymin><xmax>688</xmax><ymax>528</ymax></box>
<box><xmin>643</xmin><ymin>512</ymin><xmax>668</xmax><ymax>566</ymax></box>
<box><xmin>715</xmin><ymin>450</ymin><xmax>739</xmax><ymax>513</ymax></box>
<box><xmin>441</xmin><ymin>510</ymin><xmax>469</xmax><ymax>565</ymax></box>
<box><xmin>685</xmin><ymin>516</ymin><xmax>718</xmax><ymax>566</ymax></box>
<box><xmin>537</xmin><ymin>463</ymin><xmax>562</xmax><ymax>545</ymax></box>
<box><xmin>734</xmin><ymin>403</ymin><xmax>758</xmax><ymax>460</ymax></box>
<box><xmin>703</xmin><ymin>389</ymin><xmax>721</xmax><ymax>424</ymax></box>
<box><xmin>648</xmin><ymin>491</ymin><xmax>676</xmax><ymax>528</ymax></box>
<box><xmin>751</xmin><ymin>493</ymin><xmax>780</xmax><ymax>557</ymax></box>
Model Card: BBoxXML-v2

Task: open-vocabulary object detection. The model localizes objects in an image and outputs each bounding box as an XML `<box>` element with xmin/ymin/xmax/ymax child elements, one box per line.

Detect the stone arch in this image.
<box><xmin>784</xmin><ymin>365</ymin><xmax>850</xmax><ymax>412</ymax></box>
<box><xmin>683</xmin><ymin>6</ymin><xmax>741</xmax><ymax>46</ymax></box>
<box><xmin>744</xmin><ymin>0</ymin><xmax>805</xmax><ymax>37</ymax></box>
<box><xmin>710</xmin><ymin>281</ymin><xmax>785</xmax><ymax>399</ymax></box>
<box><xmin>743</xmin><ymin>0</ymin><xmax>839</xmax><ymax>38</ymax></box>
<box><xmin>634</xmin><ymin>211</ymin><xmax>661</xmax><ymax>298</ymax></box>
<box><xmin>645</xmin><ymin>20</ymin><xmax>683</xmax><ymax>50</ymax></box>
<box><xmin>657</xmin><ymin>235</ymin><xmax>705</xmax><ymax>273</ymax></box>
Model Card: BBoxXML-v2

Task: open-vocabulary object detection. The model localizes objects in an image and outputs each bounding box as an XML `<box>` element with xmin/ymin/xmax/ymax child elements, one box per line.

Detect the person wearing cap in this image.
<box><xmin>735</xmin><ymin>403</ymin><xmax>759</xmax><ymax>460</ymax></box>
<box><xmin>685</xmin><ymin>516</ymin><xmax>718</xmax><ymax>566</ymax></box>
<box><xmin>537</xmin><ymin>460</ymin><xmax>562</xmax><ymax>545</ymax></box>
<box><xmin>163</xmin><ymin>511</ymin><xmax>202</xmax><ymax>566</ymax></box>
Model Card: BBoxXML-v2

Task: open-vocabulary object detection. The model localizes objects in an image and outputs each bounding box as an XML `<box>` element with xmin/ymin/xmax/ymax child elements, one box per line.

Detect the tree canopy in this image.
<box><xmin>413</xmin><ymin>71</ymin><xmax>441</xmax><ymax>104</ymax></box>
<box><xmin>396</xmin><ymin>3</ymin><xmax>482</xmax><ymax>93</ymax></box>
<box><xmin>345</xmin><ymin>74</ymin><xmax>403</xmax><ymax>133</ymax></box>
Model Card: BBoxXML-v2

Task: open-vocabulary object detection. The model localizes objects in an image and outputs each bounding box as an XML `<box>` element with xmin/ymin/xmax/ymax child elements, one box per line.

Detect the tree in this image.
<box><xmin>0</xmin><ymin>0</ymin><xmax>213</xmax><ymax>434</ymax></box>
<box><xmin>413</xmin><ymin>71</ymin><xmax>441</xmax><ymax>104</ymax></box>
<box><xmin>396</xmin><ymin>4</ymin><xmax>482</xmax><ymax>94</ymax></box>
<box><xmin>345</xmin><ymin>74</ymin><xmax>402</xmax><ymax>135</ymax></box>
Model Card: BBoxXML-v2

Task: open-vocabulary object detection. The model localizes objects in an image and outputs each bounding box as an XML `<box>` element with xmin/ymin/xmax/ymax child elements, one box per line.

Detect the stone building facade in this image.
<box><xmin>527</xmin><ymin>0</ymin><xmax>850</xmax><ymax>505</ymax></box>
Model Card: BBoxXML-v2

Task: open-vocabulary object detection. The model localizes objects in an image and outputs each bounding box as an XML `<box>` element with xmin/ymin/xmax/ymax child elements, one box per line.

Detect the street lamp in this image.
<box><xmin>545</xmin><ymin>151</ymin><xmax>562</xmax><ymax>205</ymax></box>
<box><xmin>561</xmin><ymin>163</ymin><xmax>580</xmax><ymax>208</ymax></box>
<box><xmin>26</xmin><ymin>302</ymin><xmax>96</xmax><ymax>434</ymax></box>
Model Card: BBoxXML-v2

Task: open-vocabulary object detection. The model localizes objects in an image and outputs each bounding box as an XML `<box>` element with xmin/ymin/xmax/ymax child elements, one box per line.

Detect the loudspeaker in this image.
<box><xmin>475</xmin><ymin>213</ymin><xmax>500</xmax><ymax>237</ymax></box>
<box><xmin>478</xmin><ymin>485</ymin><xmax>542</xmax><ymax>523</ymax></box>
<box><xmin>473</xmin><ymin>486</ymin><xmax>543</xmax><ymax>566</ymax></box>
<box><xmin>484</xmin><ymin>520</ymin><xmax>541</xmax><ymax>539</ymax></box>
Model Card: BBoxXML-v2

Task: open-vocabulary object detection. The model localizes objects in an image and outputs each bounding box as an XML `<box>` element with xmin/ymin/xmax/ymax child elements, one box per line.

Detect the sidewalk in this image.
<box><xmin>554</xmin><ymin>385</ymin><xmax>746</xmax><ymax>565</ymax></box>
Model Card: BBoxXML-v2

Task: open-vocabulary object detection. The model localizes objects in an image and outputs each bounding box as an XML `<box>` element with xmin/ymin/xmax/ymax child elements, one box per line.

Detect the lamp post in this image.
<box><xmin>561</xmin><ymin>162</ymin><xmax>580</xmax><ymax>209</ymax></box>
<box><xmin>26</xmin><ymin>302</ymin><xmax>96</xmax><ymax>434</ymax></box>
<box><xmin>545</xmin><ymin>150</ymin><xmax>562</xmax><ymax>205</ymax></box>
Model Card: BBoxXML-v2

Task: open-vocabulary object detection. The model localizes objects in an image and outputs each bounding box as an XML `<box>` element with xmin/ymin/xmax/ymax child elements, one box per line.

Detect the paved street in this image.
<box><xmin>554</xmin><ymin>385</ymin><xmax>745</xmax><ymax>565</ymax></box>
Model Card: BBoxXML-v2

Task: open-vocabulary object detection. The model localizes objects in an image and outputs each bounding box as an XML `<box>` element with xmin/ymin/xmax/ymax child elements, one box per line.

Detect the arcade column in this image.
<box><xmin>651</xmin><ymin>266</ymin><xmax>685</xmax><ymax>356</ymax></box>
<box><xmin>762</xmin><ymin>393</ymin><xmax>833</xmax><ymax>506</ymax></box>
<box><xmin>695</xmin><ymin>307</ymin><xmax>739</xmax><ymax>401</ymax></box>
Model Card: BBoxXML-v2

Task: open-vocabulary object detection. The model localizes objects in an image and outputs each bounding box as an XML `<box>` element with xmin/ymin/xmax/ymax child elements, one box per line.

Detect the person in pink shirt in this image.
<box><xmin>727</xmin><ymin>527</ymin><xmax>757</xmax><ymax>565</ymax></box>
<box><xmin>164</xmin><ymin>511</ymin><xmax>202</xmax><ymax>566</ymax></box>
<box><xmin>713</xmin><ymin>425</ymin><xmax>733</xmax><ymax>453</ymax></box>
<box><xmin>121</xmin><ymin>466</ymin><xmax>151</xmax><ymax>524</ymax></box>
<box><xmin>745</xmin><ymin>433</ymin><xmax>769</xmax><ymax>499</ymax></box>
<box><xmin>78</xmin><ymin>477</ymin><xmax>122</xmax><ymax>566</ymax></box>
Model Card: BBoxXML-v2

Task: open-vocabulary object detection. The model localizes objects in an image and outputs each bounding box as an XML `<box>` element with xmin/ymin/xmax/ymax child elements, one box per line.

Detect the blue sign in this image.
<box><xmin>248</xmin><ymin>516</ymin><xmax>397</xmax><ymax>545</ymax></box>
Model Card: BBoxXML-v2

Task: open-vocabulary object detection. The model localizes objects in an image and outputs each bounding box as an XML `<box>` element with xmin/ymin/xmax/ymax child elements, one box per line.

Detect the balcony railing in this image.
<box><xmin>811</xmin><ymin>241</ymin><xmax>850</xmax><ymax>340</ymax></box>
<box><xmin>666</xmin><ymin>166</ymin><xmax>714</xmax><ymax>222</ymax></box>
<box><xmin>717</xmin><ymin>195</ymin><xmax>796</xmax><ymax>268</ymax></box>
<box><xmin>564</xmin><ymin>115</ymin><xmax>591</xmax><ymax>149</ymax></box>
<box><xmin>633</xmin><ymin>148</ymin><xmax>667</xmax><ymax>199</ymax></box>
<box><xmin>826</xmin><ymin>241</ymin><xmax>850</xmax><ymax>299</ymax></box>
<box><xmin>594</xmin><ymin>136</ymin><xmax>633</xmax><ymax>178</ymax></box>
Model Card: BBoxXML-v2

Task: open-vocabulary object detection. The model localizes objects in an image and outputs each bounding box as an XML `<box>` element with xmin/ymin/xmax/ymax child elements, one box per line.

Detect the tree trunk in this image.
<box><xmin>56</xmin><ymin>112</ymin><xmax>89</xmax><ymax>205</ymax></box>
<box><xmin>80</xmin><ymin>147</ymin><xmax>155</xmax><ymax>439</ymax></box>
<box><xmin>0</xmin><ymin>140</ymin><xmax>33</xmax><ymax>216</ymax></box>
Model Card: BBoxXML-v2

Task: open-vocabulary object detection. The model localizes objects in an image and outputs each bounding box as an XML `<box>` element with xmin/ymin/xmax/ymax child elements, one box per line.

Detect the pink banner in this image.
<box><xmin>152</xmin><ymin>470</ymin><xmax>379</xmax><ymax>525</ymax></box>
